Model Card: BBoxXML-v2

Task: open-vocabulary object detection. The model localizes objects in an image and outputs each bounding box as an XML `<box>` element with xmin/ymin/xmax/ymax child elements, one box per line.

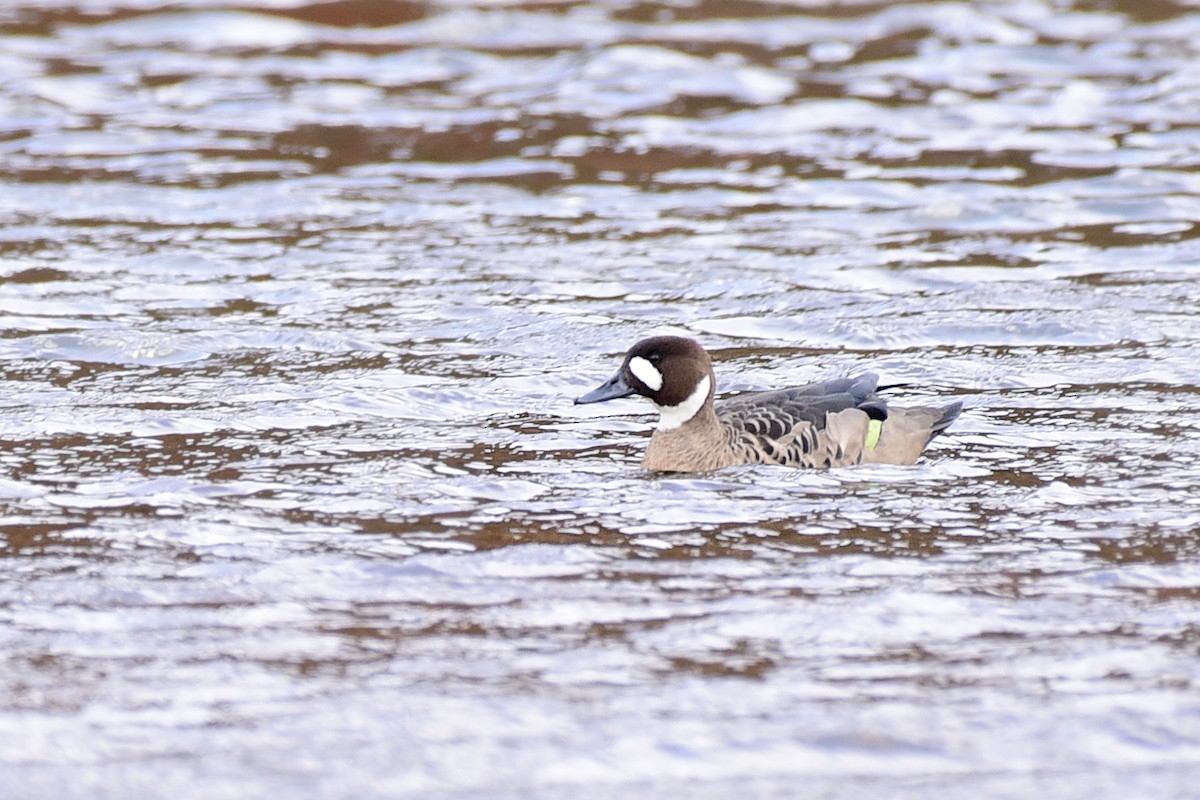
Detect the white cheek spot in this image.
<box><xmin>655</xmin><ymin>375</ymin><xmax>711</xmax><ymax>431</ymax></box>
<box><xmin>628</xmin><ymin>356</ymin><xmax>663</xmax><ymax>391</ymax></box>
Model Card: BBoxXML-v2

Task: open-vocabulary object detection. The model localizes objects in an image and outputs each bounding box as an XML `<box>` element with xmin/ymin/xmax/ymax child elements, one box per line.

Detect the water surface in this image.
<box><xmin>2</xmin><ymin>1</ymin><xmax>1200</xmax><ymax>797</ymax></box>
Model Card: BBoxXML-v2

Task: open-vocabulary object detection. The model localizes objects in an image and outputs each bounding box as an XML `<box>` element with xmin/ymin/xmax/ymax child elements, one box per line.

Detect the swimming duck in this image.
<box><xmin>575</xmin><ymin>335</ymin><xmax>961</xmax><ymax>472</ymax></box>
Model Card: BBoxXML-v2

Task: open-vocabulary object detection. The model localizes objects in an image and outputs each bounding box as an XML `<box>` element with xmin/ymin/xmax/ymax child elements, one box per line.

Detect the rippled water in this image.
<box><xmin>2</xmin><ymin>0</ymin><xmax>1200</xmax><ymax>797</ymax></box>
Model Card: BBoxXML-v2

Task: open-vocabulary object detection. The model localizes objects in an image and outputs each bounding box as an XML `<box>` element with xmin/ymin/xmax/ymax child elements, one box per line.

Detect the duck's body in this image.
<box><xmin>576</xmin><ymin>336</ymin><xmax>960</xmax><ymax>473</ymax></box>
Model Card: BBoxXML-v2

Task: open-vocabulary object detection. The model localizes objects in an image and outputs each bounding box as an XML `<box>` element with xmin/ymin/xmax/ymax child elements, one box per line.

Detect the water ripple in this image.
<box><xmin>3</xmin><ymin>1</ymin><xmax>1200</xmax><ymax>797</ymax></box>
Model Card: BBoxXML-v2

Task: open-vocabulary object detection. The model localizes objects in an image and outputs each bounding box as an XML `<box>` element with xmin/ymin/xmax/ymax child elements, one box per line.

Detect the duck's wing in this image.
<box><xmin>715</xmin><ymin>373</ymin><xmax>887</xmax><ymax>467</ymax></box>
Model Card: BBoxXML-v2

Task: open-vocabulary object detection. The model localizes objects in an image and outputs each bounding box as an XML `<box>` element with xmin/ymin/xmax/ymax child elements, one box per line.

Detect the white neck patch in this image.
<box><xmin>655</xmin><ymin>375</ymin><xmax>711</xmax><ymax>431</ymax></box>
<box><xmin>628</xmin><ymin>356</ymin><xmax>663</xmax><ymax>391</ymax></box>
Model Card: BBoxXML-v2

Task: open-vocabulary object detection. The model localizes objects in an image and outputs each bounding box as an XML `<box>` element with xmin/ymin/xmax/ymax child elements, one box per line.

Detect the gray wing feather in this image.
<box><xmin>715</xmin><ymin>373</ymin><xmax>886</xmax><ymax>466</ymax></box>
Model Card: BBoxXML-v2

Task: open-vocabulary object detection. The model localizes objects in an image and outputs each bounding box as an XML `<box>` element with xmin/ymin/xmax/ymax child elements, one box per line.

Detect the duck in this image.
<box><xmin>575</xmin><ymin>335</ymin><xmax>961</xmax><ymax>473</ymax></box>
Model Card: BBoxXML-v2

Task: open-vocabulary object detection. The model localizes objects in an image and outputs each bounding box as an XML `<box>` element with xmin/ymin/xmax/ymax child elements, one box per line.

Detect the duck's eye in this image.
<box><xmin>647</xmin><ymin>353</ymin><xmax>662</xmax><ymax>365</ymax></box>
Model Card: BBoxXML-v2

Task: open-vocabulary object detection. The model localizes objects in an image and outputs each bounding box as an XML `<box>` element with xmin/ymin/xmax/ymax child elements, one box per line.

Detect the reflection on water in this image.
<box><xmin>2</xmin><ymin>0</ymin><xmax>1200</xmax><ymax>797</ymax></box>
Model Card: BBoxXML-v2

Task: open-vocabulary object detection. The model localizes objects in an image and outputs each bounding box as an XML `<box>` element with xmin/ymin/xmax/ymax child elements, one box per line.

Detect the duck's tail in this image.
<box><xmin>862</xmin><ymin>400</ymin><xmax>962</xmax><ymax>465</ymax></box>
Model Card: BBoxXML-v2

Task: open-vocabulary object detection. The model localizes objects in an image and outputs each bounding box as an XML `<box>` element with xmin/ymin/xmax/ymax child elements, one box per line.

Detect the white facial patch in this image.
<box><xmin>655</xmin><ymin>375</ymin><xmax>711</xmax><ymax>431</ymax></box>
<box><xmin>628</xmin><ymin>356</ymin><xmax>663</xmax><ymax>392</ymax></box>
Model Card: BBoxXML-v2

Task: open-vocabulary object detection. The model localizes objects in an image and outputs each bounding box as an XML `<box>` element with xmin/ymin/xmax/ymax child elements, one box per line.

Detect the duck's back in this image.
<box><xmin>715</xmin><ymin>373</ymin><xmax>958</xmax><ymax>468</ymax></box>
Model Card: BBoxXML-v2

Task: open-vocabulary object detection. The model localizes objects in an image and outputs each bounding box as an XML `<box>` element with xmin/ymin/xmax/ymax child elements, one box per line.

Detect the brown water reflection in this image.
<box><xmin>3</xmin><ymin>0</ymin><xmax>1200</xmax><ymax>798</ymax></box>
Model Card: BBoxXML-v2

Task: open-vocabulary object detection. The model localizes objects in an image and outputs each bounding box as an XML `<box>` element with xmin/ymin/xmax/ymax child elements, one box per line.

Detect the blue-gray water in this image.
<box><xmin>2</xmin><ymin>1</ymin><xmax>1199</xmax><ymax>797</ymax></box>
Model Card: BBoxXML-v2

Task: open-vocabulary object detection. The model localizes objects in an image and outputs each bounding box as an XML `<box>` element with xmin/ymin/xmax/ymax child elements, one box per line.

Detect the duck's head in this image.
<box><xmin>575</xmin><ymin>335</ymin><xmax>714</xmax><ymax>430</ymax></box>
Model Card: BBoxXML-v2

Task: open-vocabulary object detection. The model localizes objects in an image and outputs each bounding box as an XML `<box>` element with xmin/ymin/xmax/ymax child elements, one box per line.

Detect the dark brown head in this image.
<box><xmin>575</xmin><ymin>336</ymin><xmax>715</xmax><ymax>429</ymax></box>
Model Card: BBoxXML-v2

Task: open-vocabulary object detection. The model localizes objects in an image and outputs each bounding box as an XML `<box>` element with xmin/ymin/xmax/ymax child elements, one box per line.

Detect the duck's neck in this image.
<box><xmin>642</xmin><ymin>404</ymin><xmax>731</xmax><ymax>473</ymax></box>
<box><xmin>653</xmin><ymin>375</ymin><xmax>712</xmax><ymax>432</ymax></box>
